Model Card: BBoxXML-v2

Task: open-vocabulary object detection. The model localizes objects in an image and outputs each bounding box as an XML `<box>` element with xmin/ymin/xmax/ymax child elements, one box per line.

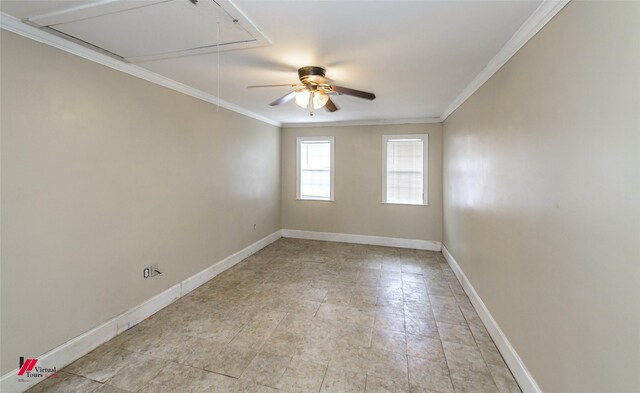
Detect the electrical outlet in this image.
<box><xmin>151</xmin><ymin>264</ymin><xmax>159</xmax><ymax>277</ymax></box>
<box><xmin>143</xmin><ymin>267</ymin><xmax>150</xmax><ymax>279</ymax></box>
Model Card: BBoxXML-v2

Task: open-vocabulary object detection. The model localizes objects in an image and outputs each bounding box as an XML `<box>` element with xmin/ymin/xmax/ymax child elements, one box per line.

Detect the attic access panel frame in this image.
<box><xmin>23</xmin><ymin>0</ymin><xmax>270</xmax><ymax>63</ymax></box>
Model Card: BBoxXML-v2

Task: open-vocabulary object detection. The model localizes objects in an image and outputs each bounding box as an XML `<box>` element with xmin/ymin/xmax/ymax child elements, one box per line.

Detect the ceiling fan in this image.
<box><xmin>248</xmin><ymin>66</ymin><xmax>376</xmax><ymax>116</ymax></box>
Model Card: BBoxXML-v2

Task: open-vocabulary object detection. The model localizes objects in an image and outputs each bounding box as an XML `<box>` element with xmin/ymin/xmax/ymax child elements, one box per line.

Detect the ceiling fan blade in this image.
<box><xmin>330</xmin><ymin>85</ymin><xmax>376</xmax><ymax>100</ymax></box>
<box><xmin>324</xmin><ymin>97</ymin><xmax>339</xmax><ymax>112</ymax></box>
<box><xmin>269</xmin><ymin>91</ymin><xmax>297</xmax><ymax>106</ymax></box>
<box><xmin>248</xmin><ymin>84</ymin><xmax>300</xmax><ymax>88</ymax></box>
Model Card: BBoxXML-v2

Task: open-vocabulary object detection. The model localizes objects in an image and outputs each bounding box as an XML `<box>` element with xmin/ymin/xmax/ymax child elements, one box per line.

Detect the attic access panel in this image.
<box><xmin>25</xmin><ymin>0</ymin><xmax>269</xmax><ymax>62</ymax></box>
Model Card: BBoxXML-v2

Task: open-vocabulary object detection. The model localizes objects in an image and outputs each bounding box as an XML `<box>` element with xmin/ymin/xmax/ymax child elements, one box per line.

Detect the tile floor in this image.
<box><xmin>27</xmin><ymin>238</ymin><xmax>521</xmax><ymax>393</ymax></box>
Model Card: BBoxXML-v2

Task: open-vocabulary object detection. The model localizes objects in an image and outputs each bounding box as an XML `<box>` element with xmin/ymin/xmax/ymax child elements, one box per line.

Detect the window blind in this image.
<box><xmin>299</xmin><ymin>139</ymin><xmax>332</xmax><ymax>200</ymax></box>
<box><xmin>385</xmin><ymin>137</ymin><xmax>424</xmax><ymax>204</ymax></box>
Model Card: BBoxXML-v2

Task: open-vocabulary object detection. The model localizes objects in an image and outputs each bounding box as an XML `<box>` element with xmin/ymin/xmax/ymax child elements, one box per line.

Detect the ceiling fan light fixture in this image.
<box><xmin>314</xmin><ymin>90</ymin><xmax>329</xmax><ymax>109</ymax></box>
<box><xmin>295</xmin><ymin>89</ymin><xmax>328</xmax><ymax>109</ymax></box>
<box><xmin>250</xmin><ymin>65</ymin><xmax>375</xmax><ymax>114</ymax></box>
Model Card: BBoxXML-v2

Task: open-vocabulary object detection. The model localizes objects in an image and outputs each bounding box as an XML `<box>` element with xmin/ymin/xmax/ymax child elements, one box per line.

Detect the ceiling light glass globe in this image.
<box><xmin>295</xmin><ymin>89</ymin><xmax>310</xmax><ymax>108</ymax></box>
<box><xmin>295</xmin><ymin>89</ymin><xmax>329</xmax><ymax>109</ymax></box>
<box><xmin>313</xmin><ymin>90</ymin><xmax>329</xmax><ymax>109</ymax></box>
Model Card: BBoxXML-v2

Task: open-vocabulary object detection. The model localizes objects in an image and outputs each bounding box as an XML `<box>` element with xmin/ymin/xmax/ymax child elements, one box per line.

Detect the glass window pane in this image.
<box><xmin>300</xmin><ymin>140</ymin><xmax>331</xmax><ymax>200</ymax></box>
<box><xmin>386</xmin><ymin>139</ymin><xmax>423</xmax><ymax>204</ymax></box>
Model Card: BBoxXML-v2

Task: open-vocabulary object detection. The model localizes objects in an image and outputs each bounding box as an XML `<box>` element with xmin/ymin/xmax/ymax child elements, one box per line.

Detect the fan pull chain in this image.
<box><xmin>216</xmin><ymin>22</ymin><xmax>220</xmax><ymax>112</ymax></box>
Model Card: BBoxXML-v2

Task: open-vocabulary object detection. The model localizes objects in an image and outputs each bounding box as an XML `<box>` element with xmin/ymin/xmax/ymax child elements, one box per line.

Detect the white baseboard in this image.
<box><xmin>441</xmin><ymin>245</ymin><xmax>541</xmax><ymax>393</ymax></box>
<box><xmin>281</xmin><ymin>229</ymin><xmax>442</xmax><ymax>251</ymax></box>
<box><xmin>0</xmin><ymin>230</ymin><xmax>282</xmax><ymax>393</ymax></box>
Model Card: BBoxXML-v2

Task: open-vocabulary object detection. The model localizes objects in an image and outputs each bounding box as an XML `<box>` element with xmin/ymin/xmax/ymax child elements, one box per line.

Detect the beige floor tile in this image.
<box><xmin>320</xmin><ymin>368</ymin><xmax>366</xmax><ymax>393</ymax></box>
<box><xmin>432</xmin><ymin>304</ymin><xmax>467</xmax><ymax>326</ymax></box>
<box><xmin>328</xmin><ymin>344</ymin><xmax>370</xmax><ymax>373</ymax></box>
<box><xmin>427</xmin><ymin>283</ymin><xmax>455</xmax><ymax>297</ymax></box>
<box><xmin>140</xmin><ymin>363</ymin><xmax>236</xmax><ymax>393</ymax></box>
<box><xmin>25</xmin><ymin>372</ymin><xmax>102</xmax><ymax>393</ymax></box>
<box><xmin>234</xmin><ymin>378</ymin><xmax>284</xmax><ymax>393</ymax></box>
<box><xmin>403</xmin><ymin>280</ymin><xmax>427</xmax><ymax>291</ymax></box>
<box><xmin>442</xmin><ymin>341</ymin><xmax>500</xmax><ymax>392</ymax></box>
<box><xmin>407</xmin><ymin>355</ymin><xmax>454</xmax><ymax>393</ymax></box>
<box><xmin>379</xmin><ymin>286</ymin><xmax>403</xmax><ymax>297</ymax></box>
<box><xmin>103</xmin><ymin>352</ymin><xmax>168</xmax><ymax>391</ymax></box>
<box><xmin>442</xmin><ymin>341</ymin><xmax>486</xmax><ymax>371</ymax></box>
<box><xmin>64</xmin><ymin>346</ymin><xmax>131</xmax><ymax>383</ymax></box>
<box><xmin>300</xmin><ymin>287</ymin><xmax>328</xmax><ymax>302</ymax></box>
<box><xmin>296</xmin><ymin>335</ymin><xmax>338</xmax><ymax>363</ymax></box>
<box><xmin>429</xmin><ymin>295</ymin><xmax>459</xmax><ymax>308</ymax></box>
<box><xmin>240</xmin><ymin>351</ymin><xmax>292</xmax><ymax>387</ymax></box>
<box><xmin>459</xmin><ymin>302</ymin><xmax>485</xmax><ymax>327</ymax></box>
<box><xmin>276</xmin><ymin>356</ymin><xmax>327</xmax><ymax>393</ymax></box>
<box><xmin>324</xmin><ymin>289</ymin><xmax>353</xmax><ymax>305</ymax></box>
<box><xmin>468</xmin><ymin>323</ymin><xmax>494</xmax><ymax>345</ymax></box>
<box><xmin>488</xmin><ymin>362</ymin><xmax>522</xmax><ymax>393</ymax></box>
<box><xmin>286</xmin><ymin>299</ymin><xmax>323</xmax><ymax>317</ymax></box>
<box><xmin>477</xmin><ymin>341</ymin><xmax>508</xmax><ymax>367</ymax></box>
<box><xmin>142</xmin><ymin>333</ymin><xmax>203</xmax><ymax>364</ymax></box>
<box><xmin>403</xmin><ymin>291</ymin><xmax>430</xmax><ymax>306</ymax></box>
<box><xmin>336</xmin><ymin>324</ymin><xmax>373</xmax><ymax>347</ymax></box>
<box><xmin>177</xmin><ymin>335</ymin><xmax>228</xmax><ymax>368</ymax></box>
<box><xmin>406</xmin><ymin>334</ymin><xmax>446</xmax><ymax>365</ymax></box>
<box><xmin>350</xmin><ymin>293</ymin><xmax>378</xmax><ymax>308</ymax></box>
<box><xmin>189</xmin><ymin>317</ymin><xmax>247</xmax><ymax>343</ymax></box>
<box><xmin>401</xmin><ymin>272</ymin><xmax>424</xmax><ymax>283</ymax></box>
<box><xmin>229</xmin><ymin>313</ymin><xmax>284</xmax><ymax>351</ymax></box>
<box><xmin>371</xmin><ymin>328</ymin><xmax>406</xmax><ymax>354</ymax></box>
<box><xmin>405</xmin><ymin>316</ymin><xmax>439</xmax><ymax>339</ymax></box>
<box><xmin>403</xmin><ymin>303</ymin><xmax>434</xmax><ymax>320</ymax></box>
<box><xmin>27</xmin><ymin>239</ymin><xmax>520</xmax><ymax>393</ymax></box>
<box><xmin>364</xmin><ymin>375</ymin><xmax>409</xmax><ymax>393</ymax></box>
<box><xmin>451</xmin><ymin>369</ymin><xmax>499</xmax><ymax>393</ymax></box>
<box><xmin>317</xmin><ymin>303</ymin><xmax>375</xmax><ymax>327</ymax></box>
<box><xmin>260</xmin><ymin>329</ymin><xmax>304</xmax><ymax>358</ymax></box>
<box><xmin>91</xmin><ymin>384</ymin><xmax>129</xmax><ymax>393</ymax></box>
<box><xmin>203</xmin><ymin>341</ymin><xmax>258</xmax><ymax>378</ymax></box>
<box><xmin>366</xmin><ymin>348</ymin><xmax>408</xmax><ymax>381</ymax></box>
<box><xmin>437</xmin><ymin>321</ymin><xmax>477</xmax><ymax>346</ymax></box>
<box><xmin>373</xmin><ymin>312</ymin><xmax>405</xmax><ymax>333</ymax></box>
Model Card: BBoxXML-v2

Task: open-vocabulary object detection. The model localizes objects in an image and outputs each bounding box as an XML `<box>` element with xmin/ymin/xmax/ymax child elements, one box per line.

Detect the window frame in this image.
<box><xmin>296</xmin><ymin>136</ymin><xmax>335</xmax><ymax>202</ymax></box>
<box><xmin>381</xmin><ymin>134</ymin><xmax>428</xmax><ymax>206</ymax></box>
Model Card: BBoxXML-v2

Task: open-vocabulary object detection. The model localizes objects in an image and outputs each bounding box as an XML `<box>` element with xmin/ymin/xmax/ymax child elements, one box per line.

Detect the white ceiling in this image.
<box><xmin>1</xmin><ymin>0</ymin><xmax>542</xmax><ymax>125</ymax></box>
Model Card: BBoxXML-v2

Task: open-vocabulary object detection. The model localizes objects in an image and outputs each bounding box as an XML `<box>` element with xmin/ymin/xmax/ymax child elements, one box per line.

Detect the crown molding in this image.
<box><xmin>439</xmin><ymin>0</ymin><xmax>570</xmax><ymax>122</ymax></box>
<box><xmin>2</xmin><ymin>0</ymin><xmax>569</xmax><ymax>129</ymax></box>
<box><xmin>0</xmin><ymin>12</ymin><xmax>282</xmax><ymax>127</ymax></box>
<box><xmin>282</xmin><ymin>117</ymin><xmax>441</xmax><ymax>129</ymax></box>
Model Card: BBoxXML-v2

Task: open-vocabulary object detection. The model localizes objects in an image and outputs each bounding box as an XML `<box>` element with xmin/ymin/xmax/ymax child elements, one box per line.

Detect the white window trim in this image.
<box><xmin>296</xmin><ymin>136</ymin><xmax>335</xmax><ymax>202</ymax></box>
<box><xmin>381</xmin><ymin>134</ymin><xmax>428</xmax><ymax>206</ymax></box>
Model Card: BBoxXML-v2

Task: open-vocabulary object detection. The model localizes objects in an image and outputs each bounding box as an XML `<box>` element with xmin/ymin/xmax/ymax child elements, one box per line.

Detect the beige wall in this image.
<box><xmin>282</xmin><ymin>123</ymin><xmax>442</xmax><ymax>242</ymax></box>
<box><xmin>442</xmin><ymin>2</ymin><xmax>640</xmax><ymax>392</ymax></box>
<box><xmin>0</xmin><ymin>32</ymin><xmax>281</xmax><ymax>375</ymax></box>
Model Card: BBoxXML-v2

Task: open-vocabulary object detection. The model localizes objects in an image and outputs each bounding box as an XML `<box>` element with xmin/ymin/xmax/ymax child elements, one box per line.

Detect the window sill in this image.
<box><xmin>381</xmin><ymin>202</ymin><xmax>429</xmax><ymax>206</ymax></box>
<box><xmin>297</xmin><ymin>198</ymin><xmax>335</xmax><ymax>202</ymax></box>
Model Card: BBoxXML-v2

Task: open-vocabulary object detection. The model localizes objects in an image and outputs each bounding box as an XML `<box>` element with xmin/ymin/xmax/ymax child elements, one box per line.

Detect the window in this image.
<box><xmin>297</xmin><ymin>136</ymin><xmax>334</xmax><ymax>201</ymax></box>
<box><xmin>382</xmin><ymin>134</ymin><xmax>428</xmax><ymax>205</ymax></box>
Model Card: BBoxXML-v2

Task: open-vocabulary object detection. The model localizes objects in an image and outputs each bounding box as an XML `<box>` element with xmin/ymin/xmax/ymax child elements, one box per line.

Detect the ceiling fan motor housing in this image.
<box><xmin>298</xmin><ymin>66</ymin><xmax>327</xmax><ymax>85</ymax></box>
